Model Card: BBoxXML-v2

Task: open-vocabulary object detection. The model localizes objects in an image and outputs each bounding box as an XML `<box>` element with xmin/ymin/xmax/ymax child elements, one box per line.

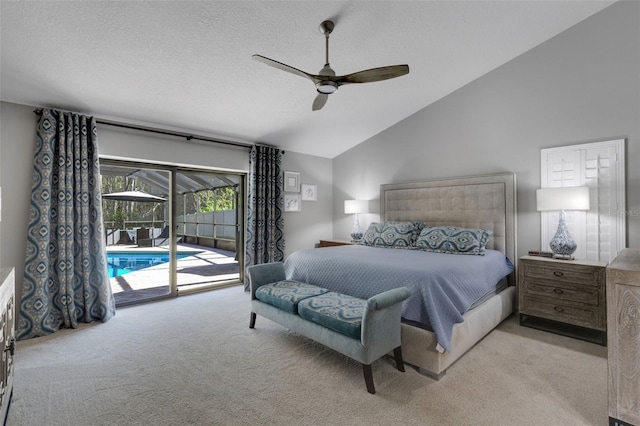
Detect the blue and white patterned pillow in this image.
<box><xmin>361</xmin><ymin>221</ymin><xmax>425</xmax><ymax>248</ymax></box>
<box><xmin>414</xmin><ymin>226</ymin><xmax>492</xmax><ymax>255</ymax></box>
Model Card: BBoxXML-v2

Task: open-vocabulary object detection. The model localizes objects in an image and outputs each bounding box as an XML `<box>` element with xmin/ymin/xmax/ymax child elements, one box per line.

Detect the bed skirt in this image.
<box><xmin>400</xmin><ymin>286</ymin><xmax>516</xmax><ymax>379</ymax></box>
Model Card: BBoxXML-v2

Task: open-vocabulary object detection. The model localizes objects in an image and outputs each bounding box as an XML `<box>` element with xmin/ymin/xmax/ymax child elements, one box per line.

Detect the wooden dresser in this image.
<box><xmin>0</xmin><ymin>267</ymin><xmax>15</xmax><ymax>425</ymax></box>
<box><xmin>606</xmin><ymin>248</ymin><xmax>640</xmax><ymax>426</ymax></box>
<box><xmin>518</xmin><ymin>255</ymin><xmax>607</xmax><ymax>345</ymax></box>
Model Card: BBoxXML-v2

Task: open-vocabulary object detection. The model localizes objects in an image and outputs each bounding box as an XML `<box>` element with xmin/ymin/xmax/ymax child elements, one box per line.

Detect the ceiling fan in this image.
<box><xmin>253</xmin><ymin>20</ymin><xmax>410</xmax><ymax>111</ymax></box>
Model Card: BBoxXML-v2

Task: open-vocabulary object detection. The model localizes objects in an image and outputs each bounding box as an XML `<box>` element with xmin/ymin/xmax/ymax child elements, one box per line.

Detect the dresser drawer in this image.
<box><xmin>522</xmin><ymin>262</ymin><xmax>601</xmax><ymax>286</ymax></box>
<box><xmin>521</xmin><ymin>295</ymin><xmax>604</xmax><ymax>330</ymax></box>
<box><xmin>522</xmin><ymin>279</ymin><xmax>600</xmax><ymax>306</ymax></box>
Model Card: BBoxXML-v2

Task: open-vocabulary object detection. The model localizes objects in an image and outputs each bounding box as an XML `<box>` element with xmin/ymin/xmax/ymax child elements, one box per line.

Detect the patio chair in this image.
<box><xmin>117</xmin><ymin>230</ymin><xmax>135</xmax><ymax>245</ymax></box>
<box><xmin>138</xmin><ymin>226</ymin><xmax>175</xmax><ymax>247</ymax></box>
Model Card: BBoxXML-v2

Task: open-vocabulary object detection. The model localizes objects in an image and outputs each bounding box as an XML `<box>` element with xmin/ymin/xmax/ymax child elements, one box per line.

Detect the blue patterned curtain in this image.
<box><xmin>18</xmin><ymin>109</ymin><xmax>116</xmax><ymax>340</ymax></box>
<box><xmin>244</xmin><ymin>145</ymin><xmax>285</xmax><ymax>290</ymax></box>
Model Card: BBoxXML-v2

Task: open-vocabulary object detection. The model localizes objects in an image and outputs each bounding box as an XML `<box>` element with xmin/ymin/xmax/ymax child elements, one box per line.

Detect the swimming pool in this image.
<box><xmin>107</xmin><ymin>251</ymin><xmax>198</xmax><ymax>278</ymax></box>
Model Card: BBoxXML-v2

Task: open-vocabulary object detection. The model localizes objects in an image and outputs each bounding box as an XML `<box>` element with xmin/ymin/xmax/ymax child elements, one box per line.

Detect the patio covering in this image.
<box><xmin>102</xmin><ymin>190</ymin><xmax>166</xmax><ymax>202</ymax></box>
<box><xmin>100</xmin><ymin>165</ymin><xmax>241</xmax><ymax>196</ymax></box>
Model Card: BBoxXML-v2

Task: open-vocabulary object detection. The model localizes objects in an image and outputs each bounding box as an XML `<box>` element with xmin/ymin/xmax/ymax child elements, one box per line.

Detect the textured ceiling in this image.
<box><xmin>1</xmin><ymin>1</ymin><xmax>614</xmax><ymax>158</ymax></box>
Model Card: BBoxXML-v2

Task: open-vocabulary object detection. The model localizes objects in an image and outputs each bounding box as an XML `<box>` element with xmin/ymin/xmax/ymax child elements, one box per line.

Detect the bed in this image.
<box><xmin>284</xmin><ymin>173</ymin><xmax>517</xmax><ymax>379</ymax></box>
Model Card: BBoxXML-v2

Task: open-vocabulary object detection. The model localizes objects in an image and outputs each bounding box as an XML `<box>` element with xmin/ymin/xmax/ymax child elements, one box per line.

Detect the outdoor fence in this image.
<box><xmin>178</xmin><ymin>210</ymin><xmax>236</xmax><ymax>240</ymax></box>
<box><xmin>105</xmin><ymin>209</ymin><xmax>237</xmax><ymax>251</ymax></box>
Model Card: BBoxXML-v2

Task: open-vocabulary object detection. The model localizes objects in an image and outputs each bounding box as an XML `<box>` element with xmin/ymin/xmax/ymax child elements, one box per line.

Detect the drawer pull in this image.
<box><xmin>554</xmin><ymin>306</ymin><xmax>565</xmax><ymax>313</ymax></box>
<box><xmin>553</xmin><ymin>271</ymin><xmax>564</xmax><ymax>277</ymax></box>
<box><xmin>553</xmin><ymin>288</ymin><xmax>564</xmax><ymax>294</ymax></box>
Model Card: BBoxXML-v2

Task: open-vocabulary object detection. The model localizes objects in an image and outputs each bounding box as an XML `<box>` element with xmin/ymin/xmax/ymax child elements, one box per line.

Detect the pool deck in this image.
<box><xmin>108</xmin><ymin>243</ymin><xmax>240</xmax><ymax>305</ymax></box>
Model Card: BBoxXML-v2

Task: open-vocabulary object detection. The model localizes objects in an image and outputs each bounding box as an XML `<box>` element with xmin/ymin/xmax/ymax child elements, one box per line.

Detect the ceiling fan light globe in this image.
<box><xmin>316</xmin><ymin>81</ymin><xmax>338</xmax><ymax>94</ymax></box>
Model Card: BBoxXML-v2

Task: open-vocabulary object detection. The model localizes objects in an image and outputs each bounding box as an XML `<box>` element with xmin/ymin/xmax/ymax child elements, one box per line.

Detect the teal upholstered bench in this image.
<box><xmin>247</xmin><ymin>262</ymin><xmax>410</xmax><ymax>394</ymax></box>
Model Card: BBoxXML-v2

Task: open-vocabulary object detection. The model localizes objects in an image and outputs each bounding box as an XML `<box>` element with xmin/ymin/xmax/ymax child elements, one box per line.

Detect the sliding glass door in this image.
<box><xmin>174</xmin><ymin>169</ymin><xmax>243</xmax><ymax>294</ymax></box>
<box><xmin>100</xmin><ymin>159</ymin><xmax>244</xmax><ymax>306</ymax></box>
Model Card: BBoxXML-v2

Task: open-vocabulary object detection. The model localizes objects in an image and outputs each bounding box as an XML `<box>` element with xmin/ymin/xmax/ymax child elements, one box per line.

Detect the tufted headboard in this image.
<box><xmin>380</xmin><ymin>173</ymin><xmax>517</xmax><ymax>284</ymax></box>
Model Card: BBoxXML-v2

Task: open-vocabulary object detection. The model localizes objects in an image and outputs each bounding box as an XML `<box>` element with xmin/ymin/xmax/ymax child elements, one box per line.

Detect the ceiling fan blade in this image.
<box><xmin>336</xmin><ymin>65</ymin><xmax>409</xmax><ymax>85</ymax></box>
<box><xmin>312</xmin><ymin>94</ymin><xmax>328</xmax><ymax>111</ymax></box>
<box><xmin>252</xmin><ymin>54</ymin><xmax>320</xmax><ymax>83</ymax></box>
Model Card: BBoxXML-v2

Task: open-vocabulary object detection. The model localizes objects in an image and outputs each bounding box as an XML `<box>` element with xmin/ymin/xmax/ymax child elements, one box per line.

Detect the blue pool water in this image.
<box><xmin>107</xmin><ymin>252</ymin><xmax>196</xmax><ymax>278</ymax></box>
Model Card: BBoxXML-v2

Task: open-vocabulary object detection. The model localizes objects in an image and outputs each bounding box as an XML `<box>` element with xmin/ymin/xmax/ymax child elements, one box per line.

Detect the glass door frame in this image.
<box><xmin>173</xmin><ymin>166</ymin><xmax>246</xmax><ymax>296</ymax></box>
<box><xmin>100</xmin><ymin>158</ymin><xmax>245</xmax><ymax>304</ymax></box>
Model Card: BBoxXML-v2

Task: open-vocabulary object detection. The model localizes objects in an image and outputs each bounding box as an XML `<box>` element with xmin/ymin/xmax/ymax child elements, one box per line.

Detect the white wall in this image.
<box><xmin>333</xmin><ymin>1</ymin><xmax>640</xmax><ymax>258</ymax></box>
<box><xmin>0</xmin><ymin>101</ymin><xmax>333</xmax><ymax>302</ymax></box>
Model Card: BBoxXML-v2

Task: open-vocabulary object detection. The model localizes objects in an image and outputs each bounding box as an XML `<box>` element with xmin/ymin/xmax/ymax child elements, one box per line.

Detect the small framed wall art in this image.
<box><xmin>284</xmin><ymin>194</ymin><xmax>301</xmax><ymax>212</ymax></box>
<box><xmin>301</xmin><ymin>184</ymin><xmax>317</xmax><ymax>201</ymax></box>
<box><xmin>284</xmin><ymin>171</ymin><xmax>300</xmax><ymax>192</ymax></box>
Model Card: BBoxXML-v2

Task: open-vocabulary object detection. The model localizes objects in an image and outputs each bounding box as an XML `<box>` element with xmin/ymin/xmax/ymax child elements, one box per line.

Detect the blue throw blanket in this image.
<box><xmin>284</xmin><ymin>245</ymin><xmax>514</xmax><ymax>352</ymax></box>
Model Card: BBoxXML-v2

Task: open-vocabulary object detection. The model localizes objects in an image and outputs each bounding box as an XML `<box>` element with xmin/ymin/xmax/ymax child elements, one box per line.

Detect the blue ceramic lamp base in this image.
<box><xmin>350</xmin><ymin>213</ymin><xmax>363</xmax><ymax>242</ymax></box>
<box><xmin>549</xmin><ymin>210</ymin><xmax>577</xmax><ymax>260</ymax></box>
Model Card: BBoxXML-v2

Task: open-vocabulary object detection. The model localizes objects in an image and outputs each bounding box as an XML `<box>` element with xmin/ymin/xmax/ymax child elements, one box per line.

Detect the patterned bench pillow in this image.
<box><xmin>361</xmin><ymin>221</ymin><xmax>425</xmax><ymax>248</ymax></box>
<box><xmin>414</xmin><ymin>226</ymin><xmax>492</xmax><ymax>255</ymax></box>
<box><xmin>298</xmin><ymin>292</ymin><xmax>366</xmax><ymax>340</ymax></box>
<box><xmin>255</xmin><ymin>280</ymin><xmax>329</xmax><ymax>314</ymax></box>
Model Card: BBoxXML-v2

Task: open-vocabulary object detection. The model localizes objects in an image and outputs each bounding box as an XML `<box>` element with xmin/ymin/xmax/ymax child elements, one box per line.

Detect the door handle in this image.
<box><xmin>4</xmin><ymin>338</ymin><xmax>15</xmax><ymax>356</ymax></box>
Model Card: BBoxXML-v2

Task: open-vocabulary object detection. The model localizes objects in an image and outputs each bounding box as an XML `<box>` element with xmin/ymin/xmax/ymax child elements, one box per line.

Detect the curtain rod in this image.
<box><xmin>33</xmin><ymin>109</ymin><xmax>256</xmax><ymax>150</ymax></box>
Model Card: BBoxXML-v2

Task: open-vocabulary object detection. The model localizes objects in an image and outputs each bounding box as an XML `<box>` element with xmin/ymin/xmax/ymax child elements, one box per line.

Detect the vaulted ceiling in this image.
<box><xmin>0</xmin><ymin>1</ymin><xmax>614</xmax><ymax>158</ymax></box>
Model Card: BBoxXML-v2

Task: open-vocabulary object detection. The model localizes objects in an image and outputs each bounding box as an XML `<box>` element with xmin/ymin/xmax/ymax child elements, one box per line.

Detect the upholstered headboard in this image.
<box><xmin>380</xmin><ymin>173</ymin><xmax>517</xmax><ymax>282</ymax></box>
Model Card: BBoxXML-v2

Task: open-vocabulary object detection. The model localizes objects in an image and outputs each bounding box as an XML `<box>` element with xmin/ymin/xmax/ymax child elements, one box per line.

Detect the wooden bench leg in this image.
<box><xmin>362</xmin><ymin>364</ymin><xmax>375</xmax><ymax>394</ymax></box>
<box><xmin>249</xmin><ymin>312</ymin><xmax>256</xmax><ymax>329</ymax></box>
<box><xmin>393</xmin><ymin>346</ymin><xmax>405</xmax><ymax>372</ymax></box>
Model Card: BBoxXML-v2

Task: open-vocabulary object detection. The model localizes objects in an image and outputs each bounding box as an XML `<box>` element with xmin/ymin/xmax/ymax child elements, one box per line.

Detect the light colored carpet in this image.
<box><xmin>8</xmin><ymin>286</ymin><xmax>607</xmax><ymax>425</ymax></box>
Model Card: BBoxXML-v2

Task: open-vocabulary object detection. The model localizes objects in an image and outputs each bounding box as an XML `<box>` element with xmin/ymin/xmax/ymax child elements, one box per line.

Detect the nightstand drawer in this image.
<box><xmin>523</xmin><ymin>280</ymin><xmax>599</xmax><ymax>305</ymax></box>
<box><xmin>522</xmin><ymin>295</ymin><xmax>603</xmax><ymax>330</ymax></box>
<box><xmin>522</xmin><ymin>263</ymin><xmax>600</xmax><ymax>286</ymax></box>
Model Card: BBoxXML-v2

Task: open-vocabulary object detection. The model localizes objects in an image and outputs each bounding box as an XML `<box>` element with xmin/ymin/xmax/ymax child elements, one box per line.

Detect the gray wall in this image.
<box><xmin>280</xmin><ymin>151</ymin><xmax>333</xmax><ymax>254</ymax></box>
<box><xmin>0</xmin><ymin>102</ymin><xmax>35</xmax><ymax>302</ymax></box>
<box><xmin>97</xmin><ymin>124</ymin><xmax>250</xmax><ymax>172</ymax></box>
<box><xmin>0</xmin><ymin>101</ymin><xmax>332</xmax><ymax>302</ymax></box>
<box><xmin>333</xmin><ymin>1</ymin><xmax>640</xmax><ymax>259</ymax></box>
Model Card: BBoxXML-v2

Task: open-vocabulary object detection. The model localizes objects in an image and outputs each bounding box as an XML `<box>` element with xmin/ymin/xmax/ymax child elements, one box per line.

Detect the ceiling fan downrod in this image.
<box><xmin>319</xmin><ymin>20</ymin><xmax>334</xmax><ymax>66</ymax></box>
<box><xmin>316</xmin><ymin>20</ymin><xmax>338</xmax><ymax>94</ymax></box>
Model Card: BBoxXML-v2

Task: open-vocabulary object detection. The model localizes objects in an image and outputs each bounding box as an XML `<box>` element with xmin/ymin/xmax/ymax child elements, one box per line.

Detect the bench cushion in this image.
<box><xmin>255</xmin><ymin>280</ymin><xmax>329</xmax><ymax>314</ymax></box>
<box><xmin>298</xmin><ymin>292</ymin><xmax>366</xmax><ymax>340</ymax></box>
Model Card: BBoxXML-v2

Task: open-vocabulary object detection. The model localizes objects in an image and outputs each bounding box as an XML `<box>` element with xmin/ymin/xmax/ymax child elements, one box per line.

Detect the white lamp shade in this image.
<box><xmin>344</xmin><ymin>200</ymin><xmax>369</xmax><ymax>214</ymax></box>
<box><xmin>536</xmin><ymin>187</ymin><xmax>590</xmax><ymax>211</ymax></box>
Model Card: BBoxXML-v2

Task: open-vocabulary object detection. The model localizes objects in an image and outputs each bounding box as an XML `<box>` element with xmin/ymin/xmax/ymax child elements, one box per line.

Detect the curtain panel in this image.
<box><xmin>18</xmin><ymin>109</ymin><xmax>116</xmax><ymax>340</ymax></box>
<box><xmin>244</xmin><ymin>146</ymin><xmax>285</xmax><ymax>290</ymax></box>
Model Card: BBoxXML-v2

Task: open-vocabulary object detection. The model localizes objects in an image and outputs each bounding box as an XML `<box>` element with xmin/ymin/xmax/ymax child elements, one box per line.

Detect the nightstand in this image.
<box><xmin>518</xmin><ymin>255</ymin><xmax>607</xmax><ymax>345</ymax></box>
<box><xmin>318</xmin><ymin>239</ymin><xmax>354</xmax><ymax>248</ymax></box>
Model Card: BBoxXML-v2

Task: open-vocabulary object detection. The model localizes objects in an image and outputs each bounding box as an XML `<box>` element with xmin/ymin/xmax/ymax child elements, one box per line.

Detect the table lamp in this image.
<box><xmin>344</xmin><ymin>200</ymin><xmax>368</xmax><ymax>242</ymax></box>
<box><xmin>536</xmin><ymin>186</ymin><xmax>590</xmax><ymax>260</ymax></box>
